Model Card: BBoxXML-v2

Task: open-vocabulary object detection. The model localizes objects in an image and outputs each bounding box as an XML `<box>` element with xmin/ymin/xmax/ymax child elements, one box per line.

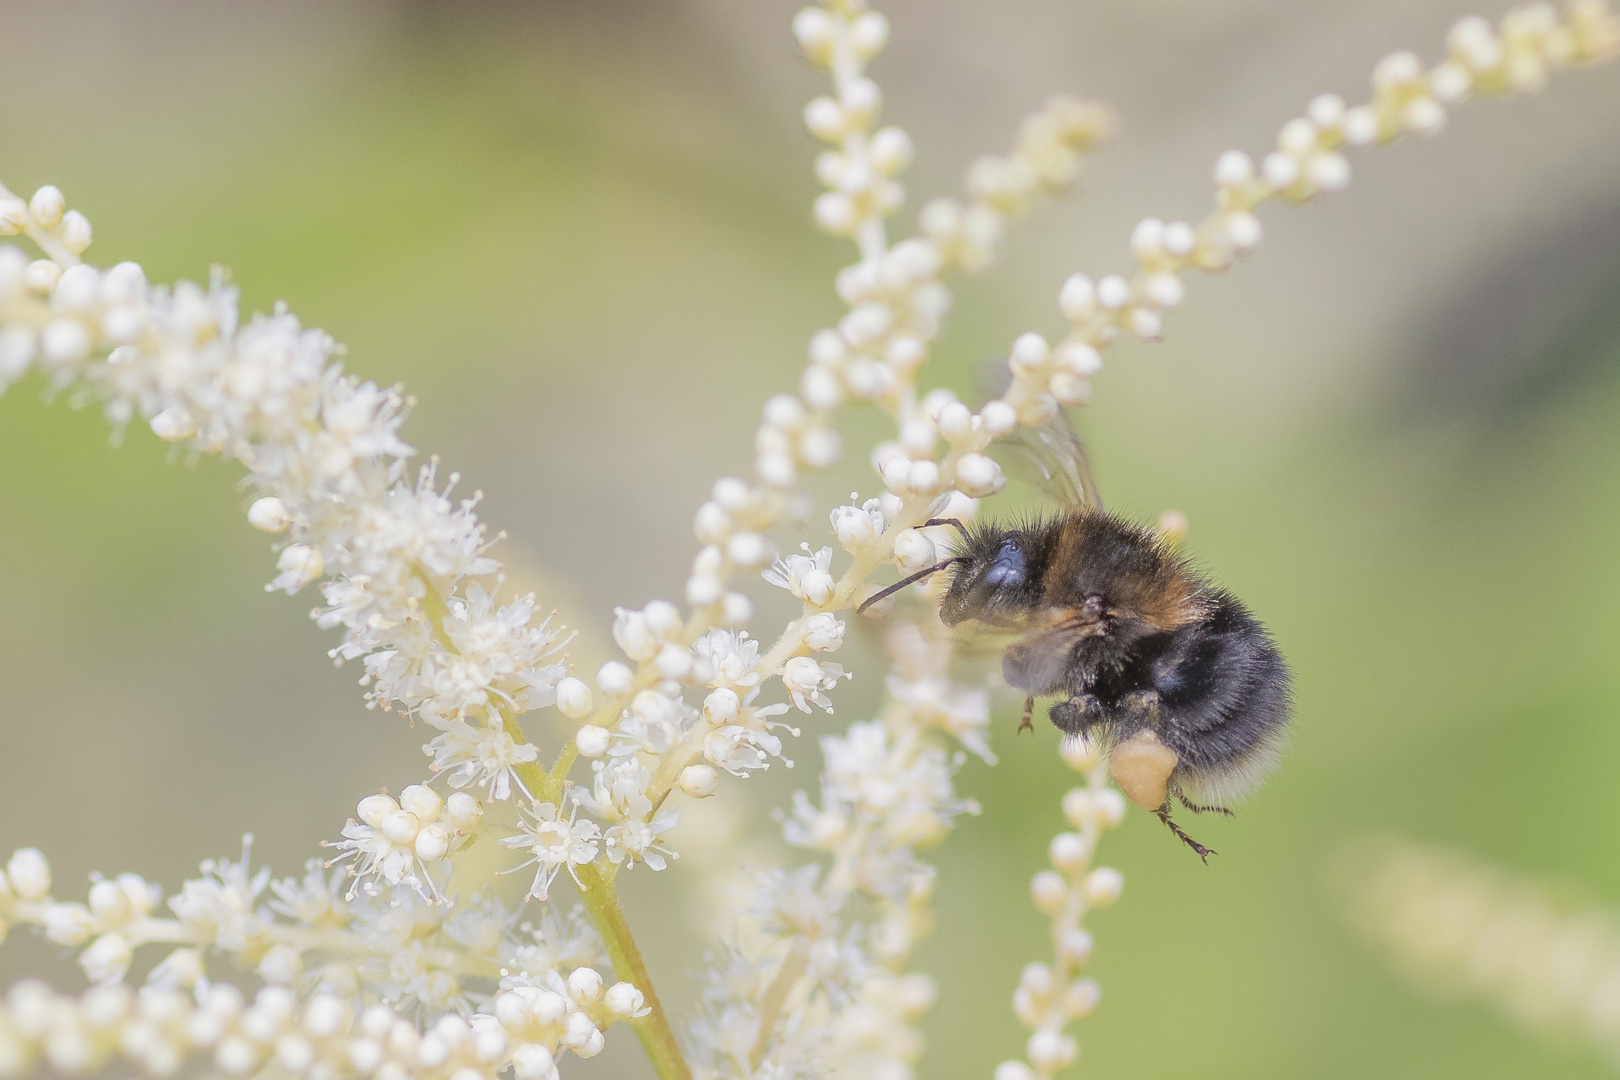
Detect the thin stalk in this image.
<box><xmin>511</xmin><ymin>744</ymin><xmax>690</xmax><ymax>1080</ymax></box>
<box><xmin>412</xmin><ymin>568</ymin><xmax>691</xmax><ymax>1080</ymax></box>
<box><xmin>575</xmin><ymin>858</ymin><xmax>693</xmax><ymax>1080</ymax></box>
<box><xmin>748</xmin><ymin>941</ymin><xmax>809</xmax><ymax>1070</ymax></box>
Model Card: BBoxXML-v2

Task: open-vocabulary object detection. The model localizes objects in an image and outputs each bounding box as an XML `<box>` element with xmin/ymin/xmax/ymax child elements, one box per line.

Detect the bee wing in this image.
<box><xmin>1002</xmin><ymin>413</ymin><xmax>1102</xmax><ymax>511</ymax></box>
<box><xmin>978</xmin><ymin>355</ymin><xmax>1102</xmax><ymax>510</ymax></box>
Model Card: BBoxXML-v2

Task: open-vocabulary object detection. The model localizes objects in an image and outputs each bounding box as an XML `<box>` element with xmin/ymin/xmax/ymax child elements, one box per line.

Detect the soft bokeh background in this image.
<box><xmin>3</xmin><ymin>1</ymin><xmax>1620</xmax><ymax>1077</ymax></box>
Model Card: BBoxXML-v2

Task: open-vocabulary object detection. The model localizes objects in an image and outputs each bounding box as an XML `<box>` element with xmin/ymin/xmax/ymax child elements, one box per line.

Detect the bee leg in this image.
<box><xmin>1048</xmin><ymin>694</ymin><xmax>1102</xmax><ymax>736</ymax></box>
<box><xmin>1019</xmin><ymin>696</ymin><xmax>1035</xmax><ymax>735</ymax></box>
<box><xmin>1153</xmin><ymin>802</ymin><xmax>1216</xmax><ymax>863</ymax></box>
<box><xmin>1174</xmin><ymin>791</ymin><xmax>1235</xmax><ymax>817</ymax></box>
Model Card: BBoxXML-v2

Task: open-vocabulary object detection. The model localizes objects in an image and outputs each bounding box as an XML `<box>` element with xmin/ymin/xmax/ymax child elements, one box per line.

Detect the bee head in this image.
<box><xmin>939</xmin><ymin>528</ymin><xmax>1045</xmax><ymax>627</ymax></box>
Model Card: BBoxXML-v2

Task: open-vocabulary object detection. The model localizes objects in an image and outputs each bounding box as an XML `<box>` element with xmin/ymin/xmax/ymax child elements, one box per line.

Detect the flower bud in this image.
<box><xmin>414</xmin><ymin>824</ymin><xmax>450</xmax><ymax>861</ymax></box>
<box><xmin>575</xmin><ymin>725</ymin><xmax>612</xmax><ymax>758</ymax></box>
<box><xmin>555</xmin><ymin>677</ymin><xmax>593</xmax><ymax>719</ymax></box>
<box><xmin>358</xmin><ymin>794</ymin><xmax>401</xmax><ymax>829</ymax></box>
<box><xmin>380</xmin><ymin>812</ymin><xmax>420</xmax><ymax>845</ymax></box>
<box><xmin>702</xmin><ymin>687</ymin><xmax>740</xmax><ymax>725</ymax></box>
<box><xmin>1083</xmin><ymin>867</ymin><xmax>1124</xmax><ymax>906</ymax></box>
<box><xmin>567</xmin><ymin>967</ymin><xmax>603</xmax><ymax>1004</ymax></box>
<box><xmin>59</xmin><ymin>211</ymin><xmax>92</xmax><ymax>255</ymax></box>
<box><xmin>679</xmin><ymin>765</ymin><xmax>720</xmax><ymax>799</ymax></box>
<box><xmin>0</xmin><ymin>198</ymin><xmax>27</xmax><ymax>235</ymax></box>
<box><xmin>445</xmin><ymin>792</ymin><xmax>482</xmax><ymax>830</ymax></box>
<box><xmin>29</xmin><ymin>186</ymin><xmax>65</xmax><ymax>229</ymax></box>
<box><xmin>802</xmin><ymin>612</ymin><xmax>846</xmax><ymax>652</ymax></box>
<box><xmin>604</xmin><ymin>982</ymin><xmax>645</xmax><ymax>1017</ymax></box>
<box><xmin>248</xmin><ymin>497</ymin><xmax>291</xmax><ymax>533</ymax></box>
<box><xmin>7</xmin><ymin>848</ymin><xmax>51</xmax><ymax>900</ymax></box>
<box><xmin>400</xmin><ymin>785</ymin><xmax>441</xmax><ymax>822</ymax></box>
<box><xmin>1030</xmin><ymin>870</ymin><xmax>1067</xmax><ymax>915</ymax></box>
<box><xmin>892</xmin><ymin>529</ymin><xmax>936</xmax><ymax>575</ymax></box>
<box><xmin>1049</xmin><ymin>832</ymin><xmax>1090</xmax><ymax>872</ymax></box>
<box><xmin>88</xmin><ymin>879</ymin><xmax>130</xmax><ymax>923</ymax></box>
<box><xmin>954</xmin><ymin>453</ymin><xmax>1005</xmax><ymax>498</ymax></box>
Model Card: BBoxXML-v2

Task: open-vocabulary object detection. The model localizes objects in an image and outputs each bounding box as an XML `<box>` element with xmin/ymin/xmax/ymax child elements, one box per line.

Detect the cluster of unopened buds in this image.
<box><xmin>0</xmin><ymin>965</ymin><xmax>646</xmax><ymax>1080</ymax></box>
<box><xmin>329</xmin><ymin>786</ymin><xmax>484</xmax><ymax>902</ymax></box>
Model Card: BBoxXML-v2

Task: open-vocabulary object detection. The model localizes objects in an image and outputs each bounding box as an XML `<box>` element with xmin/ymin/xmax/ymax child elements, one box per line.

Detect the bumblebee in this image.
<box><xmin>860</xmin><ymin>425</ymin><xmax>1291</xmax><ymax>860</ymax></box>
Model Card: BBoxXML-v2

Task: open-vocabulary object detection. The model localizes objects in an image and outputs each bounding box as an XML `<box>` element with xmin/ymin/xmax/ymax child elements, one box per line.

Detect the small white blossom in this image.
<box><xmin>781</xmin><ymin>655</ymin><xmax>850</xmax><ymax>713</ymax></box>
<box><xmin>168</xmin><ymin>839</ymin><xmax>273</xmax><ymax>953</ymax></box>
<box><xmin>763</xmin><ymin>544</ymin><xmax>837</xmax><ymax>607</ymax></box>
<box><xmin>423</xmin><ymin>718</ymin><xmax>539</xmax><ymax>801</ymax></box>
<box><xmin>572</xmin><ymin>757</ymin><xmax>654</xmax><ymax>824</ymax></box>
<box><xmin>604</xmin><ymin>808</ymin><xmax>679</xmax><ymax>872</ymax></box>
<box><xmin>830</xmin><ymin>496</ymin><xmax>885</xmax><ymax>551</ymax></box>
<box><xmin>802</xmin><ymin>612</ymin><xmax>847</xmax><ymax>652</ymax></box>
<box><xmin>501</xmin><ymin>801</ymin><xmax>601</xmax><ymax>900</ymax></box>
<box><xmin>692</xmin><ymin>629</ymin><xmax>762</xmax><ymax>689</ymax></box>
<box><xmin>327</xmin><ymin>788</ymin><xmax>454</xmax><ymax>902</ymax></box>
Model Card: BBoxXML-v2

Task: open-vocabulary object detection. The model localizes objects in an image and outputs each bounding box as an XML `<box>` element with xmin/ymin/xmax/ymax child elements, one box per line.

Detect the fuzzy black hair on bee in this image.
<box><xmin>934</xmin><ymin>507</ymin><xmax>1292</xmax><ymax>861</ymax></box>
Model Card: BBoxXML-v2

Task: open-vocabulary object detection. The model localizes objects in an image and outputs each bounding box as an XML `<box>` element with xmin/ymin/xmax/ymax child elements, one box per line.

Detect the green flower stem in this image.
<box><xmin>509</xmin><ymin>734</ymin><xmax>691</xmax><ymax>1080</ymax></box>
<box><xmin>413</xmin><ymin>568</ymin><xmax>691</xmax><ymax>1080</ymax></box>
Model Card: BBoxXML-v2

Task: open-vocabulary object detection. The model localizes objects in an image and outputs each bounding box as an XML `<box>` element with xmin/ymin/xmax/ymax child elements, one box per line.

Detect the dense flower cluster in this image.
<box><xmin>687</xmin><ymin>617</ymin><xmax>983</xmax><ymax>1080</ymax></box>
<box><xmin>0</xmin><ymin>844</ymin><xmax>643</xmax><ymax>1080</ymax></box>
<box><xmin>0</xmin><ymin>1</ymin><xmax>1614</xmax><ymax>1079</ymax></box>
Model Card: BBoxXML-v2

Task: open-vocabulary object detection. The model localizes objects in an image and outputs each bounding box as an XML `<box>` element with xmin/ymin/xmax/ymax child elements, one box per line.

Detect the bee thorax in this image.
<box><xmin>1109</xmin><ymin>729</ymin><xmax>1179</xmax><ymax>810</ymax></box>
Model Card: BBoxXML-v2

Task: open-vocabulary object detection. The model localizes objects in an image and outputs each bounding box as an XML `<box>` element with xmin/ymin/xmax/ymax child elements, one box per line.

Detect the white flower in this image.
<box><xmin>326</xmin><ymin>789</ymin><xmax>453</xmax><ymax>902</ymax></box>
<box><xmin>501</xmin><ymin>802</ymin><xmax>602</xmax><ymax>900</ymax></box>
<box><xmin>268</xmin><ymin>543</ymin><xmax>323</xmax><ymax>593</ymax></box>
<box><xmin>886</xmin><ymin>670</ymin><xmax>993</xmax><ymax>762</ymax></box>
<box><xmin>692</xmin><ymin>629</ymin><xmax>762</xmax><ymax>689</ymax></box>
<box><xmin>423</xmin><ymin>718</ymin><xmax>539</xmax><ymax>801</ymax></box>
<box><xmin>572</xmin><ymin>757</ymin><xmax>654</xmax><ymax>823</ymax></box>
<box><xmin>168</xmin><ymin>838</ymin><xmax>273</xmax><ymax>953</ymax></box>
<box><xmin>830</xmin><ymin>497</ymin><xmax>885</xmax><ymax>551</ymax></box>
<box><xmin>763</xmin><ymin>545</ymin><xmax>837</xmax><ymax>607</ymax></box>
<box><xmin>443</xmin><ymin>894</ymin><xmax>519</xmax><ymax>958</ymax></box>
<box><xmin>618</xmin><ymin>689</ymin><xmax>691</xmax><ymax>756</ymax></box>
<box><xmin>441</xmin><ymin>584</ymin><xmax>569</xmax><ymax>714</ymax></box>
<box><xmin>79</xmin><ymin>932</ymin><xmax>133</xmax><ymax>984</ymax></box>
<box><xmin>802</xmin><ymin>612</ymin><xmax>846</xmax><ymax>653</ymax></box>
<box><xmin>500</xmin><ymin>905</ymin><xmax>607</xmax><ymax>979</ymax></box>
<box><xmin>268</xmin><ymin>859</ymin><xmax>350</xmax><ymax>928</ymax></box>
<box><xmin>704</xmin><ymin>725</ymin><xmax>783</xmax><ymax>776</ymax></box>
<box><xmin>604</xmin><ymin>808</ymin><xmax>679</xmax><ymax>872</ymax></box>
<box><xmin>782</xmin><ymin>656</ymin><xmax>850</xmax><ymax>713</ymax></box>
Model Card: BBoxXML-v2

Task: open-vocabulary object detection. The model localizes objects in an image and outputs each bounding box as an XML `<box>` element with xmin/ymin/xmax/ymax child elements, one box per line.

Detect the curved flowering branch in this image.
<box><xmin>994</xmin><ymin>740</ymin><xmax>1124</xmax><ymax>1080</ymax></box>
<box><xmin>1343</xmin><ymin>837</ymin><xmax>1620</xmax><ymax>1069</ymax></box>
<box><xmin>0</xmin><ymin>842</ymin><xmax>647</xmax><ymax>1080</ymax></box>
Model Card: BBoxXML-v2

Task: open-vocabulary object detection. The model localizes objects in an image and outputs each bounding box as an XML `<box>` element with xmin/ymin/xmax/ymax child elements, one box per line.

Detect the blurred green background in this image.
<box><xmin>3</xmin><ymin>0</ymin><xmax>1620</xmax><ymax>1077</ymax></box>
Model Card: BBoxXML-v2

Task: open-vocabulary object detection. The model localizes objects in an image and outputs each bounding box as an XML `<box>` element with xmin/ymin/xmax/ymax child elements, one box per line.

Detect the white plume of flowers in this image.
<box><xmin>0</xmin><ymin>841</ymin><xmax>647</xmax><ymax>1080</ymax></box>
<box><xmin>686</xmin><ymin>616</ymin><xmax>981</xmax><ymax>1080</ymax></box>
<box><xmin>0</xmin><ymin>1</ymin><xmax>1615</xmax><ymax>1079</ymax></box>
<box><xmin>1342</xmin><ymin>838</ymin><xmax>1620</xmax><ymax>1070</ymax></box>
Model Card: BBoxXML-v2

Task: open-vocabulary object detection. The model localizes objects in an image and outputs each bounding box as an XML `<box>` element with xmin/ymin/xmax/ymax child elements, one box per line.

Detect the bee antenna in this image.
<box><xmin>921</xmin><ymin>517</ymin><xmax>971</xmax><ymax>542</ymax></box>
<box><xmin>857</xmin><ymin>557</ymin><xmax>962</xmax><ymax>614</ymax></box>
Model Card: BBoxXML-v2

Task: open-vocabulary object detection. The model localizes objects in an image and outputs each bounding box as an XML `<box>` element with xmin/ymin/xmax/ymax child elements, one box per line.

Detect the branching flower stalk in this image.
<box><xmin>0</xmin><ymin>2</ymin><xmax>1614</xmax><ymax>1080</ymax></box>
<box><xmin>686</xmin><ymin>615</ymin><xmax>990</xmax><ymax>1080</ymax></box>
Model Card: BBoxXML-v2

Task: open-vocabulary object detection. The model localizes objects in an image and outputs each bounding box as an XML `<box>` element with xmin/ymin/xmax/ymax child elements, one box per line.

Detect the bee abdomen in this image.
<box><xmin>1093</xmin><ymin>590</ymin><xmax>1292</xmax><ymax>806</ymax></box>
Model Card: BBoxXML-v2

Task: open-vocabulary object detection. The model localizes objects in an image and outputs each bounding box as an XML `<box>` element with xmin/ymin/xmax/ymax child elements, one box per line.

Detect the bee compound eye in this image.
<box><xmin>1108</xmin><ymin>730</ymin><xmax>1179</xmax><ymax>810</ymax></box>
